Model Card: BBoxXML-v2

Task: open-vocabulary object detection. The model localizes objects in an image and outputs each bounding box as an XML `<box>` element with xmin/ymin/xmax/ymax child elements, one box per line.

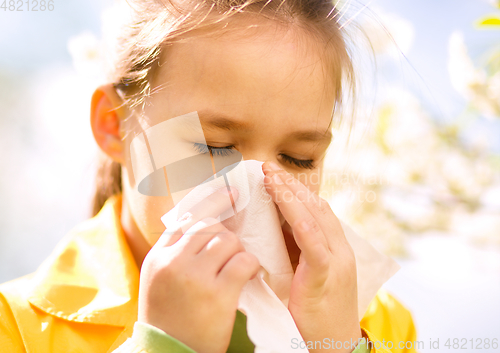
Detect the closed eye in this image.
<box><xmin>193</xmin><ymin>143</ymin><xmax>315</xmax><ymax>169</ymax></box>
<box><xmin>279</xmin><ymin>154</ymin><xmax>315</xmax><ymax>170</ymax></box>
<box><xmin>193</xmin><ymin>143</ymin><xmax>235</xmax><ymax>157</ymax></box>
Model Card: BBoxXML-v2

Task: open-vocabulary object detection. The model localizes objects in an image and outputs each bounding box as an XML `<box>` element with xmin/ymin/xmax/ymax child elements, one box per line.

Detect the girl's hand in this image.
<box><xmin>263</xmin><ymin>162</ymin><xmax>362</xmax><ymax>353</ymax></box>
<box><xmin>138</xmin><ymin>188</ymin><xmax>260</xmax><ymax>353</ymax></box>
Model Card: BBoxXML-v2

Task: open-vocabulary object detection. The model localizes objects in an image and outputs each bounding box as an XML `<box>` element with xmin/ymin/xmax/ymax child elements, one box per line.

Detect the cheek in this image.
<box><xmin>122</xmin><ymin>171</ymin><xmax>175</xmax><ymax>246</ymax></box>
<box><xmin>294</xmin><ymin>168</ymin><xmax>322</xmax><ymax>194</ymax></box>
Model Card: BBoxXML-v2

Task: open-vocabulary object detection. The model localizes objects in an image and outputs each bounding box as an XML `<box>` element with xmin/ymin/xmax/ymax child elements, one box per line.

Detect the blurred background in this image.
<box><xmin>1</xmin><ymin>0</ymin><xmax>499</xmax><ymax>351</ymax></box>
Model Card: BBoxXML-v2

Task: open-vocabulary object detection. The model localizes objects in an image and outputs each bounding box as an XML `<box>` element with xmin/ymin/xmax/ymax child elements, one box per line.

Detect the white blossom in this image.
<box><xmin>448</xmin><ymin>31</ymin><xmax>500</xmax><ymax>118</ymax></box>
<box><xmin>362</xmin><ymin>8</ymin><xmax>415</xmax><ymax>58</ymax></box>
<box><xmin>67</xmin><ymin>31</ymin><xmax>105</xmax><ymax>81</ymax></box>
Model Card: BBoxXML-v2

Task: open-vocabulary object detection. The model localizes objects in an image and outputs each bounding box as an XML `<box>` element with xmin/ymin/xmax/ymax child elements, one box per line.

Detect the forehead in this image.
<box><xmin>145</xmin><ymin>18</ymin><xmax>337</xmax><ymax>134</ymax></box>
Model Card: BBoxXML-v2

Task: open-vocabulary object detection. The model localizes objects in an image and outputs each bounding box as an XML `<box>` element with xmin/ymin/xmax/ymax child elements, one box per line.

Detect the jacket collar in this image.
<box><xmin>27</xmin><ymin>194</ymin><xmax>140</xmax><ymax>327</ymax></box>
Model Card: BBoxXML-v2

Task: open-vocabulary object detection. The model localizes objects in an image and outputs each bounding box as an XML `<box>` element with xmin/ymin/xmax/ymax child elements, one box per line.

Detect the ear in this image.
<box><xmin>91</xmin><ymin>84</ymin><xmax>127</xmax><ymax>164</ymax></box>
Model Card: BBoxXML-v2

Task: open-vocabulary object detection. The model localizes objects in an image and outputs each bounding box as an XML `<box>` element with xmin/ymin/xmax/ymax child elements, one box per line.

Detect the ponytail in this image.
<box><xmin>91</xmin><ymin>152</ymin><xmax>122</xmax><ymax>216</ymax></box>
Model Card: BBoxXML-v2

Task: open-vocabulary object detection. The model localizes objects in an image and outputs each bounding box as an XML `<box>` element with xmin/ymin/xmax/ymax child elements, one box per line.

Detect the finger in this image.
<box><xmin>263</xmin><ymin>162</ymin><xmax>344</xmax><ymax>250</ymax></box>
<box><xmin>156</xmin><ymin>186</ymin><xmax>239</xmax><ymax>248</ymax></box>
<box><xmin>292</xmin><ymin>219</ymin><xmax>332</xmax><ymax>274</ymax></box>
<box><xmin>173</xmin><ymin>218</ymin><xmax>228</xmax><ymax>254</ymax></box>
<box><xmin>262</xmin><ymin>168</ymin><xmax>329</xmax><ymax>261</ymax></box>
<box><xmin>217</xmin><ymin>252</ymin><xmax>260</xmax><ymax>296</ymax></box>
<box><xmin>196</xmin><ymin>230</ymin><xmax>245</xmax><ymax>274</ymax></box>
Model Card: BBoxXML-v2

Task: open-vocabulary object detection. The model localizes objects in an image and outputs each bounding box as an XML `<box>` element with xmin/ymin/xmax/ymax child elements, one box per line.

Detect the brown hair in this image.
<box><xmin>91</xmin><ymin>0</ymin><xmax>356</xmax><ymax>216</ymax></box>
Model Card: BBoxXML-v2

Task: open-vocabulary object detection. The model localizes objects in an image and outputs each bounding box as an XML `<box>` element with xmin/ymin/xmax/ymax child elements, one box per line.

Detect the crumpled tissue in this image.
<box><xmin>160</xmin><ymin>160</ymin><xmax>400</xmax><ymax>353</ymax></box>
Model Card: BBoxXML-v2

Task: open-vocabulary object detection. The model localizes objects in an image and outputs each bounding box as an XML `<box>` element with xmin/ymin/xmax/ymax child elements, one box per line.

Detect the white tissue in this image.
<box><xmin>161</xmin><ymin>160</ymin><xmax>400</xmax><ymax>353</ymax></box>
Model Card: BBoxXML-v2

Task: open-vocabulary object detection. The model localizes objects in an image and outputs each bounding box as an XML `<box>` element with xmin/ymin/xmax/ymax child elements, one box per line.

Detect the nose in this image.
<box><xmin>239</xmin><ymin>150</ymin><xmax>279</xmax><ymax>166</ymax></box>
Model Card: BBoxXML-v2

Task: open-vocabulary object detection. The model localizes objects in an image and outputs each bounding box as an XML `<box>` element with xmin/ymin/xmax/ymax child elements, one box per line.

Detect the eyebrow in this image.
<box><xmin>199</xmin><ymin>110</ymin><xmax>251</xmax><ymax>132</ymax></box>
<box><xmin>289</xmin><ymin>130</ymin><xmax>332</xmax><ymax>144</ymax></box>
<box><xmin>198</xmin><ymin>109</ymin><xmax>332</xmax><ymax>143</ymax></box>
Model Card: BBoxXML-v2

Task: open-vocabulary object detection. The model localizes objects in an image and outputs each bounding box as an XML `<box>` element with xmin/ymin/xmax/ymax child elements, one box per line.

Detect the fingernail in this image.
<box><xmin>272</xmin><ymin>174</ymin><xmax>284</xmax><ymax>185</ymax></box>
<box><xmin>218</xmin><ymin>186</ymin><xmax>232</xmax><ymax>196</ymax></box>
<box><xmin>269</xmin><ymin>162</ymin><xmax>281</xmax><ymax>171</ymax></box>
<box><xmin>178</xmin><ymin>212</ymin><xmax>193</xmax><ymax>223</ymax></box>
<box><xmin>300</xmin><ymin>220</ymin><xmax>310</xmax><ymax>232</ymax></box>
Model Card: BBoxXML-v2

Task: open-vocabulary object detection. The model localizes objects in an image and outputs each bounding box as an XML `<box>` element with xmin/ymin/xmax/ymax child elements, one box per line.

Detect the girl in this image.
<box><xmin>0</xmin><ymin>0</ymin><xmax>417</xmax><ymax>352</ymax></box>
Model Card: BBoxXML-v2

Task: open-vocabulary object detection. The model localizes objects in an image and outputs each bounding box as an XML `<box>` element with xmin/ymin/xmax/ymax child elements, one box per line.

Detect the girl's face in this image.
<box><xmin>121</xmin><ymin>19</ymin><xmax>337</xmax><ymax>246</ymax></box>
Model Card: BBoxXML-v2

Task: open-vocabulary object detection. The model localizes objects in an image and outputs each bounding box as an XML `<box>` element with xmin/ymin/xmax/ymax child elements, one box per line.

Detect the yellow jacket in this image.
<box><xmin>0</xmin><ymin>195</ymin><xmax>418</xmax><ymax>353</ymax></box>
